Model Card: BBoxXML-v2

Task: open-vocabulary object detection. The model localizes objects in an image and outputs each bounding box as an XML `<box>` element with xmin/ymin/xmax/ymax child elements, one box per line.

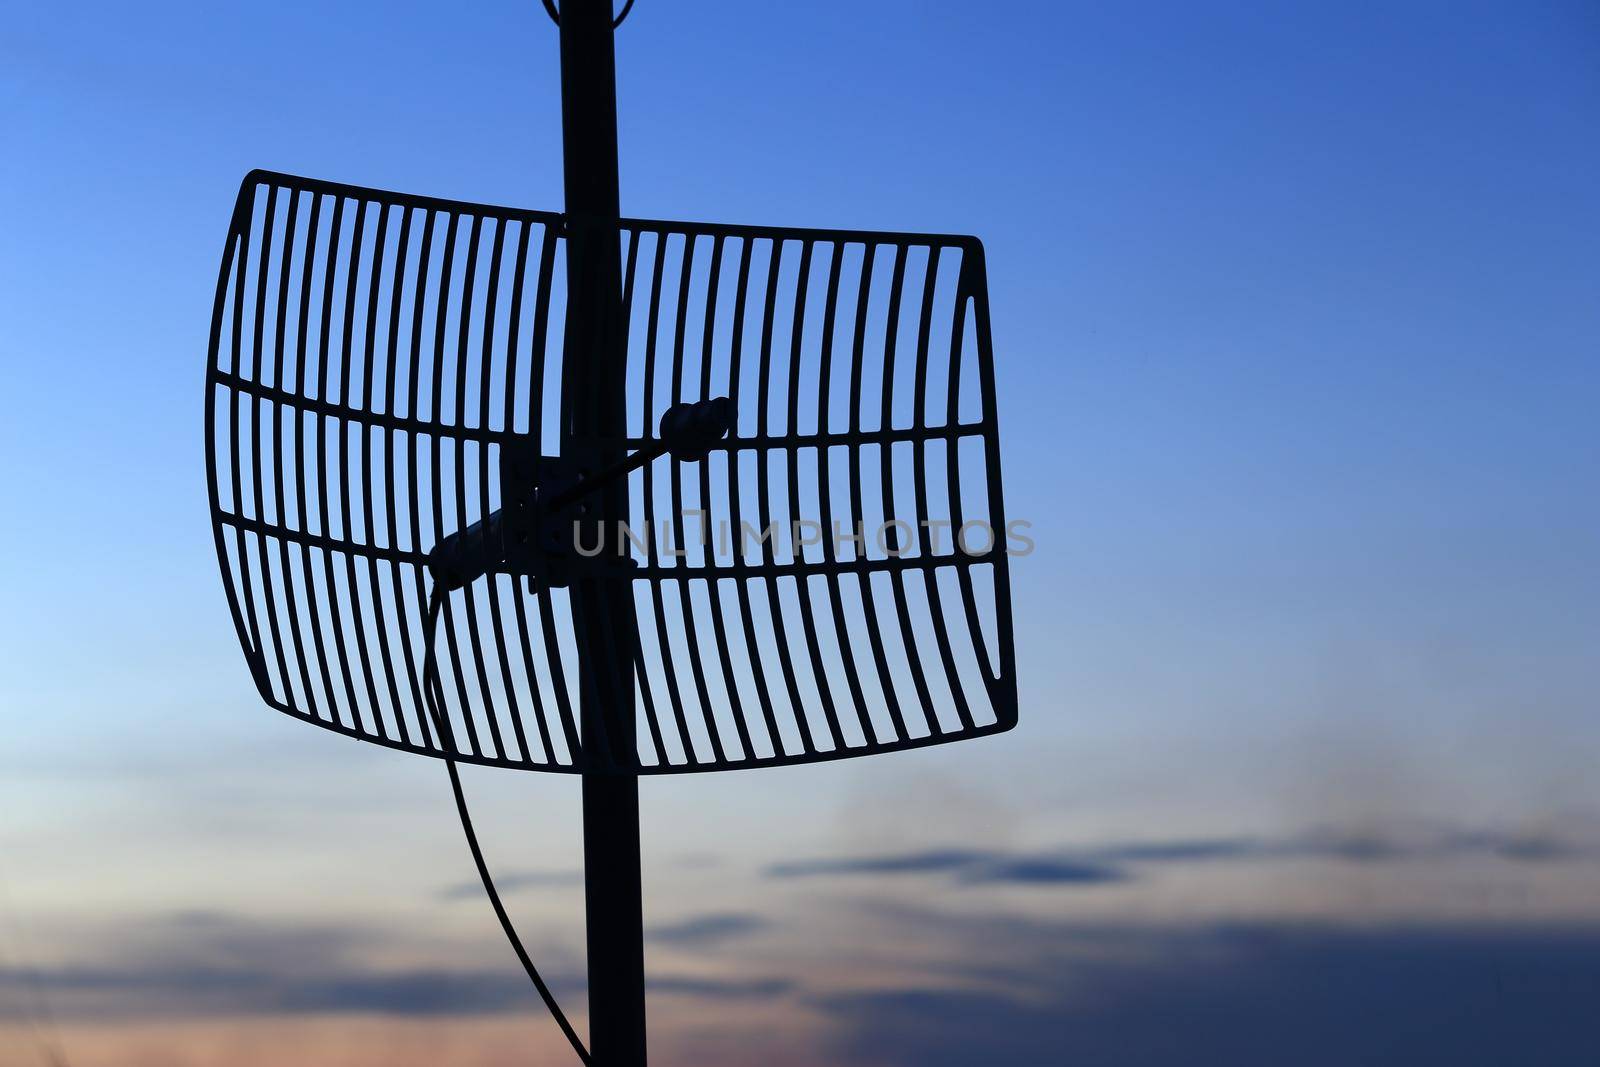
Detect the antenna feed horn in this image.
<box><xmin>658</xmin><ymin>396</ymin><xmax>735</xmax><ymax>462</ymax></box>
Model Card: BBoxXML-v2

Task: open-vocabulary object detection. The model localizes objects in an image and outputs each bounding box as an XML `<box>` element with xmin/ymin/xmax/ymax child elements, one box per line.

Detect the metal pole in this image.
<box><xmin>557</xmin><ymin>2</ymin><xmax>647</xmax><ymax>1066</ymax></box>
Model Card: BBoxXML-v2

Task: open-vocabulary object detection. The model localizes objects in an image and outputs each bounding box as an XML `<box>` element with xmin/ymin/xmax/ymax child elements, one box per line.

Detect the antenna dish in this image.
<box><xmin>207</xmin><ymin>171</ymin><xmax>1017</xmax><ymax>774</ymax></box>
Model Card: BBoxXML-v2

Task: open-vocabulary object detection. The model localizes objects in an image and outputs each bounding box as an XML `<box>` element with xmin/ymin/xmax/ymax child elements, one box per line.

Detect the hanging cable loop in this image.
<box><xmin>423</xmin><ymin>587</ymin><xmax>593</xmax><ymax>1066</ymax></box>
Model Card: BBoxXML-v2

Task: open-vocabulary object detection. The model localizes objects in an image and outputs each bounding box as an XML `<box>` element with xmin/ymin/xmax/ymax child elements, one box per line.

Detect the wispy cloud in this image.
<box><xmin>960</xmin><ymin>857</ymin><xmax>1127</xmax><ymax>886</ymax></box>
<box><xmin>767</xmin><ymin>850</ymin><xmax>990</xmax><ymax>879</ymax></box>
<box><xmin>767</xmin><ymin>847</ymin><xmax>1132</xmax><ymax>886</ymax></box>
<box><xmin>646</xmin><ymin>913</ymin><xmax>772</xmax><ymax>948</ymax></box>
<box><xmin>0</xmin><ymin>961</ymin><xmax>807</xmax><ymax>1021</ymax></box>
<box><xmin>649</xmin><ymin>975</ymin><xmax>793</xmax><ymax>1000</ymax></box>
<box><xmin>764</xmin><ymin>826</ymin><xmax>1599</xmax><ymax>887</ymax></box>
<box><xmin>437</xmin><ymin>870</ymin><xmax>584</xmax><ymax>902</ymax></box>
<box><xmin>0</xmin><ymin>963</ymin><xmax>801</xmax><ymax>1019</ymax></box>
<box><xmin>0</xmin><ymin>963</ymin><xmax>535</xmax><ymax>1019</ymax></box>
<box><xmin>0</xmin><ymin>910</ymin><xmax>794</xmax><ymax>1022</ymax></box>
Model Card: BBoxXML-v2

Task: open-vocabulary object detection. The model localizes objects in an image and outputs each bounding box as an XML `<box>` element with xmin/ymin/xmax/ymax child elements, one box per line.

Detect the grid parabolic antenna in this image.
<box><xmin>206</xmin><ymin>170</ymin><xmax>1017</xmax><ymax>773</ymax></box>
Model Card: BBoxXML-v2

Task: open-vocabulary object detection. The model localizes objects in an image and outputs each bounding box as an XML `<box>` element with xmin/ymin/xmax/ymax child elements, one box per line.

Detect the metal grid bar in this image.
<box><xmin>637</xmin><ymin>233</ymin><xmax>692</xmax><ymax>761</ymax></box>
<box><xmin>523</xmin><ymin>224</ymin><xmax>583</xmax><ymax>763</ymax></box>
<box><xmin>213</xmin><ymin>370</ymin><xmax>986</xmax><ymax>449</ymax></box>
<box><xmin>720</xmin><ymin>240</ymin><xmax>785</xmax><ymax>757</ymax></box>
<box><xmin>302</xmin><ymin>191</ymin><xmax>350</xmax><ymax>729</ymax></box>
<box><xmin>846</xmin><ymin>244</ymin><xmax>910</xmax><ymax>742</ymax></box>
<box><xmin>694</xmin><ymin>237</ymin><xmax>756</xmax><ymax>761</ymax></box>
<box><xmin>479</xmin><ymin>219</ymin><xmax>533</xmax><ymax>763</ymax></box>
<box><xmin>813</xmin><ymin>242</ymin><xmax>875</xmax><ymax>745</ymax></box>
<box><xmin>207</xmin><ymin>170</ymin><xmax>1016</xmax><ymax>774</ymax></box>
<box><xmin>380</xmin><ymin>204</ymin><xmax>428</xmax><ymax>746</ymax></box>
<box><xmin>404</xmin><ymin>207</ymin><xmax>443</xmax><ymax>749</ymax></box>
<box><xmin>748</xmin><ymin>238</ymin><xmax>817</xmax><ymax>755</ymax></box>
<box><xmin>340</xmin><ymin>200</ymin><xmax>386</xmax><ymax>740</ymax></box>
<box><xmin>250</xmin><ymin>185</ymin><xmax>293</xmax><ymax>714</ymax></box>
<box><xmin>875</xmin><ymin>246</ymin><xmax>940</xmax><ymax>736</ymax></box>
<box><xmin>501</xmin><ymin>220</ymin><xmax>555</xmax><ymax>764</ymax></box>
<box><xmin>667</xmin><ymin>235</ymin><xmax>726</xmax><ymax>762</ymax></box>
<box><xmin>618</xmin><ymin>232</ymin><xmax>669</xmax><ymax>766</ymax></box>
<box><xmin>214</xmin><ymin>511</ymin><xmax>999</xmax><ymax>575</ymax></box>
<box><xmin>912</xmin><ymin>248</ymin><xmax>976</xmax><ymax>731</ymax></box>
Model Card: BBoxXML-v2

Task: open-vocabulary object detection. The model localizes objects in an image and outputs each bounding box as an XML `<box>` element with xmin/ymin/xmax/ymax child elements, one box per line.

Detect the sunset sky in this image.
<box><xmin>3</xmin><ymin>1</ymin><xmax>1598</xmax><ymax>1064</ymax></box>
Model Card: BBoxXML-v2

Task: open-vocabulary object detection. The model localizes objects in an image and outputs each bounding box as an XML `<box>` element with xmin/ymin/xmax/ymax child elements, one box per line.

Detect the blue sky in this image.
<box><xmin>2</xmin><ymin>2</ymin><xmax>1598</xmax><ymax>1064</ymax></box>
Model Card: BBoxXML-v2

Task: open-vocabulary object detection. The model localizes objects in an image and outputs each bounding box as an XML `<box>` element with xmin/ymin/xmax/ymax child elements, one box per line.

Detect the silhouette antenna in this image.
<box><xmin>203</xmin><ymin>2</ymin><xmax>1016</xmax><ymax>1063</ymax></box>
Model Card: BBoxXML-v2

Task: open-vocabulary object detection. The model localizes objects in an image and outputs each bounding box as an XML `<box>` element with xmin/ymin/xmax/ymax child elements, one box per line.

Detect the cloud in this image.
<box><xmin>767</xmin><ymin>850</ymin><xmax>991</xmax><ymax>879</ymax></box>
<box><xmin>813</xmin><ymin>921</ymin><xmax>1600</xmax><ymax>1067</ymax></box>
<box><xmin>764</xmin><ymin>826</ymin><xmax>1599</xmax><ymax>887</ymax></box>
<box><xmin>1088</xmin><ymin>837</ymin><xmax>1268</xmax><ymax>863</ymax></box>
<box><xmin>648</xmin><ymin>975</ymin><xmax>794</xmax><ymax>1000</ymax></box>
<box><xmin>0</xmin><ymin>910</ymin><xmax>793</xmax><ymax>1022</ymax></box>
<box><xmin>0</xmin><ymin>910</ymin><xmax>559</xmax><ymax>1020</ymax></box>
<box><xmin>766</xmin><ymin>848</ymin><xmax>1126</xmax><ymax>886</ymax></box>
<box><xmin>437</xmin><ymin>869</ymin><xmax>584</xmax><ymax>902</ymax></box>
<box><xmin>95</xmin><ymin>911</ymin><xmax>377</xmax><ymax>977</ymax></box>
<box><xmin>0</xmin><ymin>963</ymin><xmax>536</xmax><ymax>1019</ymax></box>
<box><xmin>959</xmin><ymin>858</ymin><xmax>1126</xmax><ymax>886</ymax></box>
<box><xmin>0</xmin><ymin>961</ymin><xmax>800</xmax><ymax>1020</ymax></box>
<box><xmin>646</xmin><ymin>913</ymin><xmax>772</xmax><ymax>948</ymax></box>
<box><xmin>1438</xmin><ymin>830</ymin><xmax>1592</xmax><ymax>863</ymax></box>
<box><xmin>1101</xmin><ymin>827</ymin><xmax>1600</xmax><ymax>867</ymax></box>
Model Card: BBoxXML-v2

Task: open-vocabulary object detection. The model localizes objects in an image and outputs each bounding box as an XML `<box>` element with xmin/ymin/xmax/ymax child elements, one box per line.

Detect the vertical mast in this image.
<box><xmin>558</xmin><ymin>1</ymin><xmax>647</xmax><ymax>1065</ymax></box>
